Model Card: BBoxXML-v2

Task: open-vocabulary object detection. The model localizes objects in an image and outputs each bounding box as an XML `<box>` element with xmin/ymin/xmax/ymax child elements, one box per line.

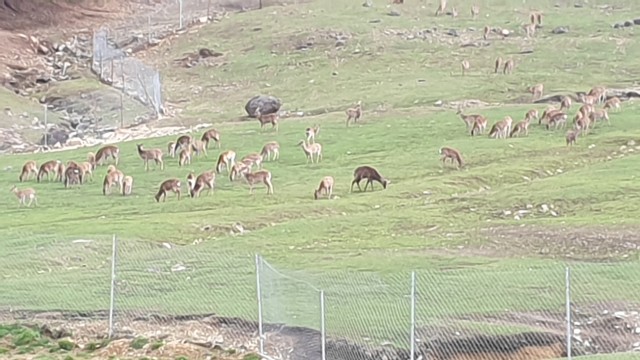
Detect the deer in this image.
<box><xmin>305</xmin><ymin>125</ymin><xmax>320</xmax><ymax>143</ymax></box>
<box><xmin>103</xmin><ymin>165</ymin><xmax>125</xmax><ymax>195</ymax></box>
<box><xmin>345</xmin><ymin>101</ymin><xmax>362</xmax><ymax>127</ymax></box>
<box><xmin>55</xmin><ymin>162</ymin><xmax>66</xmax><ymax>182</ymax></box>
<box><xmin>435</xmin><ymin>0</ymin><xmax>447</xmax><ymax>16</ymax></box>
<box><xmin>439</xmin><ymin>147</ymin><xmax>464</xmax><ymax>168</ymax></box>
<box><xmin>574</xmin><ymin>115</ymin><xmax>591</xmax><ymax>135</ymax></box>
<box><xmin>260</xmin><ymin>141</ymin><xmax>280</xmax><ymax>162</ymax></box>
<box><xmin>201</xmin><ymin>128</ymin><xmax>221</xmax><ymax>149</ymax></box>
<box><xmin>503</xmin><ymin>59</ymin><xmax>515</xmax><ymax>74</ymax></box>
<box><xmin>229</xmin><ymin>161</ymin><xmax>253</xmax><ymax>181</ymax></box>
<box><xmin>530</xmin><ymin>11</ymin><xmax>543</xmax><ymax>26</ymax></box>
<box><xmin>351</xmin><ymin>165</ymin><xmax>388</xmax><ymax>192</ymax></box>
<box><xmin>155</xmin><ymin>178</ymin><xmax>182</xmax><ymax>202</ymax></box>
<box><xmin>546</xmin><ymin>112</ymin><xmax>568</xmax><ymax>130</ymax></box>
<box><xmin>37</xmin><ymin>160</ymin><xmax>61</xmax><ymax>182</ymax></box>
<box><xmin>173</xmin><ymin>134</ymin><xmax>192</xmax><ymax>156</ymax></box>
<box><xmin>604</xmin><ymin>97</ymin><xmax>621</xmax><ymax>112</ymax></box>
<box><xmin>461</xmin><ymin>60</ymin><xmax>470</xmax><ymax>76</ymax></box>
<box><xmin>488</xmin><ymin>117</ymin><xmax>513</xmax><ymax>139</ymax></box>
<box><xmin>314</xmin><ymin>176</ymin><xmax>335</xmax><ymax>200</ymax></box>
<box><xmin>450</xmin><ymin>6</ymin><xmax>458</xmax><ymax>18</ymax></box>
<box><xmin>471</xmin><ymin>4</ymin><xmax>479</xmax><ymax>19</ymax></box>
<box><xmin>580</xmin><ymin>94</ymin><xmax>597</xmax><ymax>105</ymax></box>
<box><xmin>19</xmin><ymin>160</ymin><xmax>38</xmax><ymax>182</ymax></box>
<box><xmin>528</xmin><ymin>84</ymin><xmax>544</xmax><ymax>101</ymax></box>
<box><xmin>578</xmin><ymin>104</ymin><xmax>595</xmax><ymax>119</ymax></box>
<box><xmin>456</xmin><ymin>108</ymin><xmax>483</xmax><ymax>131</ymax></box>
<box><xmin>92</xmin><ymin>145</ymin><xmax>119</xmax><ymax>167</ymax></box>
<box><xmin>566</xmin><ymin>129</ymin><xmax>580</xmax><ymax>147</ymax></box>
<box><xmin>216</xmin><ymin>150</ymin><xmax>236</xmax><ymax>174</ymax></box>
<box><xmin>510</xmin><ymin>118</ymin><xmax>531</xmax><ymax>138</ymax></box>
<box><xmin>242</xmin><ymin>153</ymin><xmax>263</xmax><ymax>170</ymax></box>
<box><xmin>243</xmin><ymin>170</ymin><xmax>274</xmax><ymax>195</ymax></box>
<box><xmin>494</xmin><ymin>57</ymin><xmax>502</xmax><ymax>73</ymax></box>
<box><xmin>539</xmin><ymin>108</ymin><xmax>562</xmax><ymax>125</ymax></box>
<box><xmin>137</xmin><ymin>144</ymin><xmax>165</xmax><ymax>171</ymax></box>
<box><xmin>190</xmin><ymin>171</ymin><xmax>216</xmax><ymax>198</ymax></box>
<box><xmin>168</xmin><ymin>141</ymin><xmax>176</xmax><ymax>158</ymax></box>
<box><xmin>67</xmin><ymin>161</ymin><xmax>93</xmax><ymax>184</ymax></box>
<box><xmin>588</xmin><ymin>86</ymin><xmax>607</xmax><ymax>104</ymax></box>
<box><xmin>10</xmin><ymin>185</ymin><xmax>37</xmax><ymax>207</ymax></box>
<box><xmin>589</xmin><ymin>108</ymin><xmax>610</xmax><ymax>127</ymax></box>
<box><xmin>470</xmin><ymin>117</ymin><xmax>488</xmax><ymax>136</ymax></box>
<box><xmin>523</xmin><ymin>23</ymin><xmax>536</xmax><ymax>38</ymax></box>
<box><xmin>191</xmin><ymin>139</ymin><xmax>208</xmax><ymax>158</ymax></box>
<box><xmin>122</xmin><ymin>175</ymin><xmax>134</xmax><ymax>196</ymax></box>
<box><xmin>64</xmin><ymin>166</ymin><xmax>82</xmax><ymax>188</ymax></box>
<box><xmin>524</xmin><ymin>109</ymin><xmax>539</xmax><ymax>123</ymax></box>
<box><xmin>298</xmin><ymin>140</ymin><xmax>323</xmax><ymax>164</ymax></box>
<box><xmin>178</xmin><ymin>147</ymin><xmax>192</xmax><ymax>167</ymax></box>
<box><xmin>560</xmin><ymin>96</ymin><xmax>572</xmax><ymax>111</ymax></box>
<box><xmin>254</xmin><ymin>107</ymin><xmax>279</xmax><ymax>132</ymax></box>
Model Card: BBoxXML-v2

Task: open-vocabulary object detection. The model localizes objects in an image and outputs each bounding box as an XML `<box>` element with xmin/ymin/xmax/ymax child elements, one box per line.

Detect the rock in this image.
<box><xmin>335</xmin><ymin>40</ymin><xmax>346</xmax><ymax>47</ymax></box>
<box><xmin>627</xmin><ymin>140</ymin><xmax>636</xmax><ymax>146</ymax></box>
<box><xmin>613</xmin><ymin>23</ymin><xmax>625</xmax><ymax>29</ymax></box>
<box><xmin>244</xmin><ymin>95</ymin><xmax>282</xmax><ymax>118</ymax></box>
<box><xmin>635</xmin><ymin>19</ymin><xmax>640</xmax><ymax>25</ymax></box>
<box><xmin>447</xmin><ymin>29</ymin><xmax>459</xmax><ymax>37</ymax></box>
<box><xmin>625</xmin><ymin>21</ymin><xmax>634</xmax><ymax>27</ymax></box>
<box><xmin>40</xmin><ymin>128</ymin><xmax>70</xmax><ymax>146</ymax></box>
<box><xmin>362</xmin><ymin>0</ymin><xmax>372</xmax><ymax>7</ymax></box>
<box><xmin>387</xmin><ymin>10</ymin><xmax>401</xmax><ymax>16</ymax></box>
<box><xmin>552</xmin><ymin>26</ymin><xmax>569</xmax><ymax>34</ymax></box>
<box><xmin>540</xmin><ymin>204</ymin><xmax>549</xmax><ymax>213</ymax></box>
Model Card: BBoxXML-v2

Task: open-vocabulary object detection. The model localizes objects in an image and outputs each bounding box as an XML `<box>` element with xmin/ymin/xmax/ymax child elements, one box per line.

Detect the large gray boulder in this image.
<box><xmin>244</xmin><ymin>95</ymin><xmax>282</xmax><ymax>118</ymax></box>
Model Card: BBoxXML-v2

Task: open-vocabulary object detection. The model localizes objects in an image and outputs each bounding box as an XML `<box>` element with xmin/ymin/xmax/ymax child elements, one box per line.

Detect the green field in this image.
<box><xmin>2</xmin><ymin>0</ymin><xmax>640</xmax><ymax>358</ymax></box>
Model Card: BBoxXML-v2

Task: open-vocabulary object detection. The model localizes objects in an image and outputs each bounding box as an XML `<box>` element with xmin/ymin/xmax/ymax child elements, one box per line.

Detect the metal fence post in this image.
<box><xmin>178</xmin><ymin>0</ymin><xmax>183</xmax><ymax>29</ymax></box>
<box><xmin>320</xmin><ymin>290</ymin><xmax>326</xmax><ymax>360</ymax></box>
<box><xmin>565</xmin><ymin>267</ymin><xmax>572</xmax><ymax>359</ymax></box>
<box><xmin>43</xmin><ymin>104</ymin><xmax>48</xmax><ymax>148</ymax></box>
<box><xmin>255</xmin><ymin>254</ymin><xmax>265</xmax><ymax>355</ymax></box>
<box><xmin>108</xmin><ymin>234</ymin><xmax>118</xmax><ymax>338</ymax></box>
<box><xmin>410</xmin><ymin>271</ymin><xmax>416</xmax><ymax>360</ymax></box>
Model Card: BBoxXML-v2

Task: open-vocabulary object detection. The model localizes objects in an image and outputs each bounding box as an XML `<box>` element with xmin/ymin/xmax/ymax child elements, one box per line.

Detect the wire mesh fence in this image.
<box><xmin>3</xmin><ymin>233</ymin><xmax>640</xmax><ymax>359</ymax></box>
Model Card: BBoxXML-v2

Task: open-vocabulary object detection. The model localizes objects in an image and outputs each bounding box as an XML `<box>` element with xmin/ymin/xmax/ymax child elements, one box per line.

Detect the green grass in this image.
<box><xmin>2</xmin><ymin>0</ymin><xmax>640</xmax><ymax>357</ymax></box>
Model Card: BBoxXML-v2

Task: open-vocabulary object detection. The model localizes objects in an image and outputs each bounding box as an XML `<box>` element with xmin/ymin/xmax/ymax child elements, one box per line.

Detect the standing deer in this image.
<box><xmin>461</xmin><ymin>60</ymin><xmax>470</xmax><ymax>76</ymax></box>
<box><xmin>604</xmin><ymin>97</ymin><xmax>621</xmax><ymax>112</ymax></box>
<box><xmin>456</xmin><ymin>108</ymin><xmax>483</xmax><ymax>131</ymax></box>
<box><xmin>244</xmin><ymin>170</ymin><xmax>274</xmax><ymax>195</ymax></box>
<box><xmin>589</xmin><ymin>109</ymin><xmax>610</xmax><ymax>127</ymax></box>
<box><xmin>260</xmin><ymin>141</ymin><xmax>280</xmax><ymax>162</ymax></box>
<box><xmin>178</xmin><ymin>148</ymin><xmax>192</xmax><ymax>167</ymax></box>
<box><xmin>10</xmin><ymin>185</ymin><xmax>38</xmax><ymax>207</ymax></box>
<box><xmin>173</xmin><ymin>135</ymin><xmax>192</xmax><ymax>156</ymax></box>
<box><xmin>103</xmin><ymin>165</ymin><xmax>125</xmax><ymax>195</ymax></box>
<box><xmin>566</xmin><ymin>130</ymin><xmax>580</xmax><ymax>147</ymax></box>
<box><xmin>503</xmin><ymin>59</ymin><xmax>515</xmax><ymax>74</ymax></box>
<box><xmin>345</xmin><ymin>101</ymin><xmax>362</xmax><ymax>127</ymax></box>
<box><xmin>351</xmin><ymin>166</ymin><xmax>388</xmax><ymax>192</ymax></box>
<box><xmin>137</xmin><ymin>144</ymin><xmax>165</xmax><ymax>171</ymax></box>
<box><xmin>254</xmin><ymin>107</ymin><xmax>279</xmax><ymax>132</ymax></box>
<box><xmin>528</xmin><ymin>84</ymin><xmax>544</xmax><ymax>101</ymax></box>
<box><xmin>201</xmin><ymin>128</ymin><xmax>221</xmax><ymax>149</ymax></box>
<box><xmin>523</xmin><ymin>23</ymin><xmax>536</xmax><ymax>38</ymax></box>
<box><xmin>588</xmin><ymin>86</ymin><xmax>607</xmax><ymax>104</ymax></box>
<box><xmin>305</xmin><ymin>125</ymin><xmax>320</xmax><ymax>143</ymax></box>
<box><xmin>19</xmin><ymin>160</ymin><xmax>38</xmax><ymax>182</ymax></box>
<box><xmin>298</xmin><ymin>140</ymin><xmax>323</xmax><ymax>164</ymax></box>
<box><xmin>439</xmin><ymin>147</ymin><xmax>464</xmax><ymax>168</ymax></box>
<box><xmin>64</xmin><ymin>166</ymin><xmax>82</xmax><ymax>188</ymax></box>
<box><xmin>191</xmin><ymin>139</ymin><xmax>207</xmax><ymax>158</ymax></box>
<box><xmin>580</xmin><ymin>94</ymin><xmax>597</xmax><ymax>105</ymax></box>
<box><xmin>216</xmin><ymin>150</ymin><xmax>236</xmax><ymax>174</ymax></box>
<box><xmin>168</xmin><ymin>141</ymin><xmax>176</xmax><ymax>158</ymax></box>
<box><xmin>37</xmin><ymin>160</ymin><xmax>61</xmax><ymax>182</ymax></box>
<box><xmin>494</xmin><ymin>57</ymin><xmax>502</xmax><ymax>73</ymax></box>
<box><xmin>560</xmin><ymin>96</ymin><xmax>572</xmax><ymax>111</ymax></box>
<box><xmin>155</xmin><ymin>179</ymin><xmax>182</xmax><ymax>202</ymax></box>
<box><xmin>314</xmin><ymin>176</ymin><xmax>335</xmax><ymax>200</ymax></box>
<box><xmin>122</xmin><ymin>175</ymin><xmax>134</xmax><ymax>196</ymax></box>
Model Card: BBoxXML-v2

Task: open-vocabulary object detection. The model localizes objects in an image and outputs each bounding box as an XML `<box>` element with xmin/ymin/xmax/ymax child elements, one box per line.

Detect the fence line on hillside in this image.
<box><xmin>3</xmin><ymin>234</ymin><xmax>640</xmax><ymax>359</ymax></box>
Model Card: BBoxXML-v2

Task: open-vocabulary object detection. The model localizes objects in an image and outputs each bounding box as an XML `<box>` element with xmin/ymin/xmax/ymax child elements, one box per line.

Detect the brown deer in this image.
<box><xmin>604</xmin><ymin>97</ymin><xmax>621</xmax><ymax>112</ymax></box>
<box><xmin>229</xmin><ymin>161</ymin><xmax>252</xmax><ymax>181</ymax></box>
<box><xmin>503</xmin><ymin>59</ymin><xmax>515</xmax><ymax>74</ymax></box>
<box><xmin>64</xmin><ymin>166</ymin><xmax>82</xmax><ymax>188</ymax></box>
<box><xmin>191</xmin><ymin>139</ymin><xmax>208</xmax><ymax>157</ymax></box>
<box><xmin>19</xmin><ymin>160</ymin><xmax>37</xmax><ymax>182</ymax></box>
<box><xmin>305</xmin><ymin>125</ymin><xmax>320</xmax><ymax>143</ymax></box>
<box><xmin>470</xmin><ymin>117</ymin><xmax>488</xmax><ymax>136</ymax></box>
<box><xmin>488</xmin><ymin>116</ymin><xmax>513</xmax><ymax>139</ymax></box>
<box><xmin>178</xmin><ymin>147</ymin><xmax>192</xmax><ymax>167</ymax></box>
<box><xmin>168</xmin><ymin>141</ymin><xmax>176</xmax><ymax>158</ymax></box>
<box><xmin>67</xmin><ymin>161</ymin><xmax>93</xmax><ymax>184</ymax></box>
<box><xmin>190</xmin><ymin>171</ymin><xmax>216</xmax><ymax>198</ymax></box>
<box><xmin>37</xmin><ymin>160</ymin><xmax>61</xmax><ymax>182</ymax></box>
<box><xmin>524</xmin><ymin>109</ymin><xmax>539</xmax><ymax>123</ymax></box>
<box><xmin>574</xmin><ymin>115</ymin><xmax>591</xmax><ymax>135</ymax></box>
<box><xmin>155</xmin><ymin>179</ymin><xmax>182</xmax><ymax>202</ymax></box>
<box><xmin>173</xmin><ymin>134</ymin><xmax>192</xmax><ymax>155</ymax></box>
<box><xmin>528</xmin><ymin>83</ymin><xmax>544</xmax><ymax>101</ymax></box>
<box><xmin>494</xmin><ymin>56</ymin><xmax>502</xmax><ymax>73</ymax></box>
<box><xmin>216</xmin><ymin>150</ymin><xmax>236</xmax><ymax>174</ymax></box>
<box><xmin>351</xmin><ymin>166</ymin><xmax>389</xmax><ymax>192</ymax></box>
<box><xmin>439</xmin><ymin>147</ymin><xmax>464</xmax><ymax>168</ymax></box>
<box><xmin>122</xmin><ymin>175</ymin><xmax>134</xmax><ymax>196</ymax></box>
<box><xmin>566</xmin><ymin>130</ymin><xmax>580</xmax><ymax>147</ymax></box>
<box><xmin>242</xmin><ymin>153</ymin><xmax>263</xmax><ymax>170</ymax></box>
<box><xmin>578</xmin><ymin>104</ymin><xmax>595</xmax><ymax>119</ymax></box>
<box><xmin>254</xmin><ymin>107</ymin><xmax>279</xmax><ymax>132</ymax></box>
<box><xmin>589</xmin><ymin>108</ymin><xmax>610</xmax><ymax>127</ymax></box>
<box><xmin>580</xmin><ymin>94</ymin><xmax>597</xmax><ymax>105</ymax></box>
<box><xmin>93</xmin><ymin>145</ymin><xmax>120</xmax><ymax>167</ymax></box>
<box><xmin>510</xmin><ymin>118</ymin><xmax>531</xmax><ymax>138</ymax></box>
<box><xmin>345</xmin><ymin>101</ymin><xmax>362</xmax><ymax>127</ymax></box>
<box><xmin>103</xmin><ymin>165</ymin><xmax>125</xmax><ymax>195</ymax></box>
<box><xmin>298</xmin><ymin>140</ymin><xmax>323</xmax><ymax>163</ymax></box>
<box><xmin>523</xmin><ymin>23</ymin><xmax>536</xmax><ymax>38</ymax></box>
<box><xmin>588</xmin><ymin>86</ymin><xmax>607</xmax><ymax>103</ymax></box>
<box><xmin>461</xmin><ymin>60</ymin><xmax>470</xmax><ymax>76</ymax></box>
<box><xmin>435</xmin><ymin>0</ymin><xmax>447</xmax><ymax>16</ymax></box>
<box><xmin>55</xmin><ymin>162</ymin><xmax>66</xmax><ymax>182</ymax></box>
<box><xmin>201</xmin><ymin>128</ymin><xmax>221</xmax><ymax>149</ymax></box>
<box><xmin>314</xmin><ymin>176</ymin><xmax>335</xmax><ymax>200</ymax></box>
<box><xmin>244</xmin><ymin>170</ymin><xmax>274</xmax><ymax>195</ymax></box>
<box><xmin>260</xmin><ymin>141</ymin><xmax>280</xmax><ymax>162</ymax></box>
<box><xmin>136</xmin><ymin>144</ymin><xmax>164</xmax><ymax>171</ymax></box>
<box><xmin>456</xmin><ymin>108</ymin><xmax>483</xmax><ymax>131</ymax></box>
<box><xmin>10</xmin><ymin>185</ymin><xmax>38</xmax><ymax>207</ymax></box>
<box><xmin>539</xmin><ymin>108</ymin><xmax>562</xmax><ymax>125</ymax></box>
<box><xmin>546</xmin><ymin>112</ymin><xmax>568</xmax><ymax>130</ymax></box>
<box><xmin>471</xmin><ymin>4</ymin><xmax>479</xmax><ymax>19</ymax></box>
<box><xmin>560</xmin><ymin>96</ymin><xmax>572</xmax><ymax>111</ymax></box>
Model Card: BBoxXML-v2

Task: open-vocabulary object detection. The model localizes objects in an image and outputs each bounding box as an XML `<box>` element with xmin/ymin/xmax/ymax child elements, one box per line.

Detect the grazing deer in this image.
<box><xmin>314</xmin><ymin>176</ymin><xmax>335</xmax><ymax>200</ymax></box>
<box><xmin>64</xmin><ymin>166</ymin><xmax>82</xmax><ymax>188</ymax></box>
<box><xmin>67</xmin><ymin>161</ymin><xmax>93</xmax><ymax>184</ymax></box>
<box><xmin>93</xmin><ymin>145</ymin><xmax>120</xmax><ymax>167</ymax></box>
<box><xmin>539</xmin><ymin>108</ymin><xmax>562</xmax><ymax>125</ymax></box>
<box><xmin>298</xmin><ymin>140</ymin><xmax>323</xmax><ymax>164</ymax></box>
<box><xmin>510</xmin><ymin>118</ymin><xmax>531</xmax><ymax>138</ymax></box>
<box><xmin>345</xmin><ymin>101</ymin><xmax>362</xmax><ymax>127</ymax></box>
<box><xmin>588</xmin><ymin>86</ymin><xmax>607</xmax><ymax>103</ymax></box>
<box><xmin>546</xmin><ymin>112</ymin><xmax>568</xmax><ymax>130</ymax></box>
<box><xmin>244</xmin><ymin>170</ymin><xmax>274</xmax><ymax>195</ymax></box>
<box><xmin>470</xmin><ymin>117</ymin><xmax>488</xmax><ymax>136</ymax></box>
<box><xmin>524</xmin><ymin>109</ymin><xmax>539</xmax><ymax>123</ymax></box>
<box><xmin>122</xmin><ymin>175</ymin><xmax>134</xmax><ymax>196</ymax></box>
<box><xmin>229</xmin><ymin>162</ymin><xmax>252</xmax><ymax>181</ymax></box>
<box><xmin>305</xmin><ymin>125</ymin><xmax>320</xmax><ymax>143</ymax></box>
<box><xmin>456</xmin><ymin>108</ymin><xmax>483</xmax><ymax>130</ymax></box>
<box><xmin>103</xmin><ymin>165</ymin><xmax>124</xmax><ymax>195</ymax></box>
<box><xmin>461</xmin><ymin>60</ymin><xmax>470</xmax><ymax>76</ymax></box>
<box><xmin>574</xmin><ymin>116</ymin><xmax>591</xmax><ymax>135</ymax></box>
<box><xmin>191</xmin><ymin>139</ymin><xmax>207</xmax><ymax>158</ymax></box>
<box><xmin>580</xmin><ymin>94</ymin><xmax>597</xmax><ymax>105</ymax></box>
<box><xmin>260</xmin><ymin>141</ymin><xmax>280</xmax><ymax>162</ymax></box>
<box><xmin>503</xmin><ymin>59</ymin><xmax>515</xmax><ymax>74</ymax></box>
<box><xmin>351</xmin><ymin>165</ymin><xmax>389</xmax><ymax>192</ymax></box>
<box><xmin>190</xmin><ymin>171</ymin><xmax>216</xmax><ymax>198</ymax></box>
<box><xmin>471</xmin><ymin>4</ymin><xmax>479</xmax><ymax>19</ymax></box>
<box><xmin>604</xmin><ymin>97</ymin><xmax>621</xmax><ymax>112</ymax></box>
<box><xmin>254</xmin><ymin>107</ymin><xmax>279</xmax><ymax>132</ymax></box>
<box><xmin>19</xmin><ymin>160</ymin><xmax>37</xmax><ymax>182</ymax></box>
<box><xmin>168</xmin><ymin>141</ymin><xmax>176</xmax><ymax>158</ymax></box>
<box><xmin>439</xmin><ymin>147</ymin><xmax>464</xmax><ymax>168</ymax></box>
<box><xmin>201</xmin><ymin>128</ymin><xmax>221</xmax><ymax>149</ymax></box>
<box><xmin>10</xmin><ymin>185</ymin><xmax>37</xmax><ymax>207</ymax></box>
<box><xmin>494</xmin><ymin>56</ymin><xmax>502</xmax><ymax>73</ymax></box>
<box><xmin>216</xmin><ymin>150</ymin><xmax>236</xmax><ymax>174</ymax></box>
<box><xmin>37</xmin><ymin>160</ymin><xmax>61</xmax><ymax>182</ymax></box>
<box><xmin>178</xmin><ymin>148</ymin><xmax>192</xmax><ymax>167</ymax></box>
<box><xmin>528</xmin><ymin>84</ymin><xmax>544</xmax><ymax>101</ymax></box>
<box><xmin>137</xmin><ymin>144</ymin><xmax>165</xmax><ymax>171</ymax></box>
<box><xmin>173</xmin><ymin>135</ymin><xmax>192</xmax><ymax>156</ymax></box>
<box><xmin>589</xmin><ymin>108</ymin><xmax>610</xmax><ymax>127</ymax></box>
<box><xmin>523</xmin><ymin>23</ymin><xmax>536</xmax><ymax>38</ymax></box>
<box><xmin>155</xmin><ymin>179</ymin><xmax>182</xmax><ymax>202</ymax></box>
<box><xmin>489</xmin><ymin>116</ymin><xmax>513</xmax><ymax>139</ymax></box>
<box><xmin>242</xmin><ymin>153</ymin><xmax>263</xmax><ymax>170</ymax></box>
<box><xmin>435</xmin><ymin>0</ymin><xmax>447</xmax><ymax>16</ymax></box>
<box><xmin>566</xmin><ymin>129</ymin><xmax>580</xmax><ymax>147</ymax></box>
<box><xmin>560</xmin><ymin>96</ymin><xmax>572</xmax><ymax>111</ymax></box>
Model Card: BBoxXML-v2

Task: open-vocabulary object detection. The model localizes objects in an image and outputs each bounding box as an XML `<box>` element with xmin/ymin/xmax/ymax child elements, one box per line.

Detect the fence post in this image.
<box><xmin>108</xmin><ymin>234</ymin><xmax>118</xmax><ymax>338</ymax></box>
<box><xmin>178</xmin><ymin>0</ymin><xmax>183</xmax><ymax>29</ymax></box>
<box><xmin>320</xmin><ymin>290</ymin><xmax>326</xmax><ymax>360</ymax></box>
<box><xmin>410</xmin><ymin>271</ymin><xmax>416</xmax><ymax>360</ymax></box>
<box><xmin>43</xmin><ymin>104</ymin><xmax>48</xmax><ymax>148</ymax></box>
<box><xmin>255</xmin><ymin>254</ymin><xmax>265</xmax><ymax>355</ymax></box>
<box><xmin>565</xmin><ymin>267</ymin><xmax>572</xmax><ymax>360</ymax></box>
